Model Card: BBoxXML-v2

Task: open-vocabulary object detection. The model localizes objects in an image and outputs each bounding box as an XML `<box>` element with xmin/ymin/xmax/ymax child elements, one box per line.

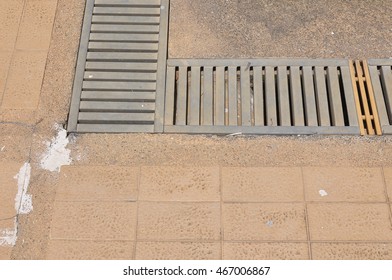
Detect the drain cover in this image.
<box><xmin>367</xmin><ymin>59</ymin><xmax>392</xmax><ymax>135</ymax></box>
<box><xmin>164</xmin><ymin>59</ymin><xmax>360</xmax><ymax>135</ymax></box>
<box><xmin>67</xmin><ymin>0</ymin><xmax>169</xmax><ymax>133</ymax></box>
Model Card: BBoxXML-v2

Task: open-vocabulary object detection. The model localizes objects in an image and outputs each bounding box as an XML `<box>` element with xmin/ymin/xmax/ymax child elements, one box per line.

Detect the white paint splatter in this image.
<box><xmin>319</xmin><ymin>189</ymin><xmax>328</xmax><ymax>197</ymax></box>
<box><xmin>1</xmin><ymin>162</ymin><xmax>32</xmax><ymax>247</ymax></box>
<box><xmin>40</xmin><ymin>124</ymin><xmax>72</xmax><ymax>172</ymax></box>
<box><xmin>0</xmin><ymin>220</ymin><xmax>17</xmax><ymax>246</ymax></box>
<box><xmin>14</xmin><ymin>162</ymin><xmax>33</xmax><ymax>214</ymax></box>
<box><xmin>1</xmin><ymin>146</ymin><xmax>5</xmax><ymax>151</ymax></box>
<box><xmin>266</xmin><ymin>220</ymin><xmax>274</xmax><ymax>227</ymax></box>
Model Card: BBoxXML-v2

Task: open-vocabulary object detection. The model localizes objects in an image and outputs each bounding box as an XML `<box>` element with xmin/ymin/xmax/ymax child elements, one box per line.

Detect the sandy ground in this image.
<box><xmin>9</xmin><ymin>0</ymin><xmax>392</xmax><ymax>259</ymax></box>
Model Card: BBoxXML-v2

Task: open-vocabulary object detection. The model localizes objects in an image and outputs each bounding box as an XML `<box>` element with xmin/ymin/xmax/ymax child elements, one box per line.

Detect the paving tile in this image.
<box><xmin>46</xmin><ymin>240</ymin><xmax>134</xmax><ymax>260</ymax></box>
<box><xmin>0</xmin><ymin>162</ymin><xmax>22</xmax><ymax>219</ymax></box>
<box><xmin>383</xmin><ymin>167</ymin><xmax>392</xmax><ymax>202</ymax></box>
<box><xmin>312</xmin><ymin>243</ymin><xmax>392</xmax><ymax>260</ymax></box>
<box><xmin>139</xmin><ymin>166</ymin><xmax>220</xmax><ymax>201</ymax></box>
<box><xmin>136</xmin><ymin>242</ymin><xmax>221</xmax><ymax>260</ymax></box>
<box><xmin>223</xmin><ymin>203</ymin><xmax>307</xmax><ymax>241</ymax></box>
<box><xmin>50</xmin><ymin>201</ymin><xmax>137</xmax><ymax>240</ymax></box>
<box><xmin>56</xmin><ymin>166</ymin><xmax>139</xmax><ymax>201</ymax></box>
<box><xmin>0</xmin><ymin>109</ymin><xmax>36</xmax><ymax>125</ymax></box>
<box><xmin>0</xmin><ymin>124</ymin><xmax>33</xmax><ymax>163</ymax></box>
<box><xmin>16</xmin><ymin>0</ymin><xmax>57</xmax><ymax>50</ymax></box>
<box><xmin>223</xmin><ymin>242</ymin><xmax>309</xmax><ymax>260</ymax></box>
<box><xmin>0</xmin><ymin>246</ymin><xmax>13</xmax><ymax>260</ymax></box>
<box><xmin>222</xmin><ymin>167</ymin><xmax>303</xmax><ymax>202</ymax></box>
<box><xmin>307</xmin><ymin>203</ymin><xmax>392</xmax><ymax>241</ymax></box>
<box><xmin>137</xmin><ymin>202</ymin><xmax>220</xmax><ymax>241</ymax></box>
<box><xmin>0</xmin><ymin>0</ymin><xmax>24</xmax><ymax>50</ymax></box>
<box><xmin>0</xmin><ymin>51</ymin><xmax>12</xmax><ymax>97</ymax></box>
<box><xmin>2</xmin><ymin>51</ymin><xmax>47</xmax><ymax>109</ymax></box>
<box><xmin>304</xmin><ymin>167</ymin><xmax>386</xmax><ymax>202</ymax></box>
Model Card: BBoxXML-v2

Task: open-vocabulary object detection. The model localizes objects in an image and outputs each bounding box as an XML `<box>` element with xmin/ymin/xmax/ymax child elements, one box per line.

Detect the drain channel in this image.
<box><xmin>164</xmin><ymin>59</ymin><xmax>360</xmax><ymax>135</ymax></box>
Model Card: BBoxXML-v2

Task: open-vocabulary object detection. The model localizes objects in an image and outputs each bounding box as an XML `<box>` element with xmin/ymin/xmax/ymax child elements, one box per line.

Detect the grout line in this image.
<box><xmin>381</xmin><ymin>167</ymin><xmax>392</xmax><ymax>227</ymax></box>
<box><xmin>133</xmin><ymin>166</ymin><xmax>142</xmax><ymax>260</ymax></box>
<box><xmin>219</xmin><ymin>165</ymin><xmax>224</xmax><ymax>260</ymax></box>
<box><xmin>0</xmin><ymin>0</ymin><xmax>27</xmax><ymax>107</ymax></box>
<box><xmin>301</xmin><ymin>167</ymin><xmax>313</xmax><ymax>260</ymax></box>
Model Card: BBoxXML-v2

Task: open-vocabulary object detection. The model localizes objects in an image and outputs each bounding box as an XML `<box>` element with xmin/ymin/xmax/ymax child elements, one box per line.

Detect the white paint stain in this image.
<box><xmin>1</xmin><ymin>162</ymin><xmax>32</xmax><ymax>247</ymax></box>
<box><xmin>266</xmin><ymin>220</ymin><xmax>274</xmax><ymax>227</ymax></box>
<box><xmin>40</xmin><ymin>124</ymin><xmax>72</xmax><ymax>172</ymax></box>
<box><xmin>1</xmin><ymin>146</ymin><xmax>5</xmax><ymax>151</ymax></box>
<box><xmin>14</xmin><ymin>162</ymin><xmax>33</xmax><ymax>214</ymax></box>
<box><xmin>319</xmin><ymin>189</ymin><xmax>328</xmax><ymax>197</ymax></box>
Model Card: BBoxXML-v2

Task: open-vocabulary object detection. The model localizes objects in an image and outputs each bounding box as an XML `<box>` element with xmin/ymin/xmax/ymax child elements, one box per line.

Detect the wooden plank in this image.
<box><xmin>253</xmin><ymin>66</ymin><xmax>264</xmax><ymax>126</ymax></box>
<box><xmin>88</xmin><ymin>42</ymin><xmax>158</xmax><ymax>52</ymax></box>
<box><xmin>92</xmin><ymin>15</ymin><xmax>160</xmax><ymax>24</ymax></box>
<box><xmin>67</xmin><ymin>0</ymin><xmax>94</xmax><ymax>132</ymax></box>
<box><xmin>349</xmin><ymin>61</ymin><xmax>366</xmax><ymax>135</ymax></box>
<box><xmin>327</xmin><ymin>67</ymin><xmax>345</xmax><ymax>126</ymax></box>
<box><xmin>89</xmin><ymin>33</ymin><xmax>159</xmax><ymax>42</ymax></box>
<box><xmin>189</xmin><ymin>67</ymin><xmax>201</xmax><ymax>125</ymax></box>
<box><xmin>93</xmin><ymin>7</ymin><xmax>161</xmax><ymax>16</ymax></box>
<box><xmin>80</xmin><ymin>101</ymin><xmax>155</xmax><ymax>112</ymax></box>
<box><xmin>85</xmin><ymin>61</ymin><xmax>157</xmax><ymax>71</ymax></box>
<box><xmin>215</xmin><ymin>67</ymin><xmax>225</xmax><ymax>126</ymax></box>
<box><xmin>277</xmin><ymin>66</ymin><xmax>291</xmax><ymax>126</ymax></box>
<box><xmin>314</xmin><ymin>66</ymin><xmax>330</xmax><ymax>126</ymax></box>
<box><xmin>240</xmin><ymin>66</ymin><xmax>251</xmax><ymax>126</ymax></box>
<box><xmin>355</xmin><ymin>61</ymin><xmax>374</xmax><ymax>135</ymax></box>
<box><xmin>86</xmin><ymin>52</ymin><xmax>157</xmax><ymax>62</ymax></box>
<box><xmin>154</xmin><ymin>0</ymin><xmax>169</xmax><ymax>132</ymax></box>
<box><xmin>228</xmin><ymin>66</ymin><xmax>238</xmax><ymax>126</ymax></box>
<box><xmin>78</xmin><ymin>112</ymin><xmax>155</xmax><ymax>123</ymax></box>
<box><xmin>340</xmin><ymin>66</ymin><xmax>359</xmax><ymax>128</ymax></box>
<box><xmin>203</xmin><ymin>67</ymin><xmax>214</xmax><ymax>125</ymax></box>
<box><xmin>302</xmin><ymin>66</ymin><xmax>318</xmax><ymax>126</ymax></box>
<box><xmin>176</xmin><ymin>67</ymin><xmax>188</xmax><ymax>125</ymax></box>
<box><xmin>77</xmin><ymin>124</ymin><xmax>154</xmax><ymax>133</ymax></box>
<box><xmin>91</xmin><ymin>24</ymin><xmax>160</xmax><ymax>33</ymax></box>
<box><xmin>265</xmin><ymin>66</ymin><xmax>277</xmax><ymax>126</ymax></box>
<box><xmin>290</xmin><ymin>66</ymin><xmax>305</xmax><ymax>126</ymax></box>
<box><xmin>84</xmin><ymin>71</ymin><xmax>156</xmax><ymax>81</ymax></box>
<box><xmin>368</xmin><ymin>66</ymin><xmax>389</xmax><ymax>127</ymax></box>
<box><xmin>82</xmin><ymin>81</ymin><xmax>156</xmax><ymax>91</ymax></box>
<box><xmin>81</xmin><ymin>91</ymin><xmax>155</xmax><ymax>101</ymax></box>
<box><xmin>362</xmin><ymin>61</ymin><xmax>382</xmax><ymax>134</ymax></box>
<box><xmin>164</xmin><ymin>66</ymin><xmax>175</xmax><ymax>125</ymax></box>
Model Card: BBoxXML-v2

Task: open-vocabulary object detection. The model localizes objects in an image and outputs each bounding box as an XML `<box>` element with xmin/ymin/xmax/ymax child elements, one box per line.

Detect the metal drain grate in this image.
<box><xmin>67</xmin><ymin>0</ymin><xmax>169</xmax><ymax>133</ymax></box>
<box><xmin>367</xmin><ymin>59</ymin><xmax>392</xmax><ymax>135</ymax></box>
<box><xmin>164</xmin><ymin>59</ymin><xmax>360</xmax><ymax>135</ymax></box>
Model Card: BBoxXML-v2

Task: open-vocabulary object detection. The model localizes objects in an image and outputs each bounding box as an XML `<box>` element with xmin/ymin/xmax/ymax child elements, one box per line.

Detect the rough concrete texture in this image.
<box><xmin>169</xmin><ymin>0</ymin><xmax>392</xmax><ymax>58</ymax></box>
<box><xmin>1</xmin><ymin>0</ymin><xmax>392</xmax><ymax>260</ymax></box>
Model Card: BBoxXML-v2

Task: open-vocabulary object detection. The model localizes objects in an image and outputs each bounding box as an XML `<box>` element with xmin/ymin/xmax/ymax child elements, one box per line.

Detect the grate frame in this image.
<box><xmin>367</xmin><ymin>59</ymin><xmax>392</xmax><ymax>135</ymax></box>
<box><xmin>67</xmin><ymin>0</ymin><xmax>169</xmax><ymax>133</ymax></box>
<box><xmin>163</xmin><ymin>59</ymin><xmax>361</xmax><ymax>135</ymax></box>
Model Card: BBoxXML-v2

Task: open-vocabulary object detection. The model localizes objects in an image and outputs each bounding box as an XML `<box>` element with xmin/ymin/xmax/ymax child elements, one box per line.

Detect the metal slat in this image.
<box><xmin>80</xmin><ymin>101</ymin><xmax>155</xmax><ymax>112</ymax></box>
<box><xmin>176</xmin><ymin>67</ymin><xmax>188</xmax><ymax>125</ymax></box>
<box><xmin>88</xmin><ymin>42</ymin><xmax>158</xmax><ymax>52</ymax></box>
<box><xmin>85</xmin><ymin>62</ymin><xmax>157</xmax><ymax>72</ymax></box>
<box><xmin>253</xmin><ymin>66</ymin><xmax>264</xmax><ymax>126</ymax></box>
<box><xmin>368</xmin><ymin>66</ymin><xmax>389</xmax><ymax>127</ymax></box>
<box><xmin>77</xmin><ymin>124</ymin><xmax>154</xmax><ymax>133</ymax></box>
<box><xmin>84</xmin><ymin>71</ymin><xmax>156</xmax><ymax>81</ymax></box>
<box><xmin>215</xmin><ymin>67</ymin><xmax>225</xmax><ymax>126</ymax></box>
<box><xmin>189</xmin><ymin>67</ymin><xmax>201</xmax><ymax>125</ymax></box>
<box><xmin>89</xmin><ymin>33</ymin><xmax>159</xmax><ymax>42</ymax></box>
<box><xmin>82</xmin><ymin>81</ymin><xmax>156</xmax><ymax>91</ymax></box>
<box><xmin>340</xmin><ymin>66</ymin><xmax>359</xmax><ymax>127</ymax></box>
<box><xmin>94</xmin><ymin>0</ymin><xmax>161</xmax><ymax>5</ymax></box>
<box><xmin>302</xmin><ymin>66</ymin><xmax>318</xmax><ymax>126</ymax></box>
<box><xmin>240</xmin><ymin>66</ymin><xmax>251</xmax><ymax>126</ymax></box>
<box><xmin>86</xmin><ymin>52</ymin><xmax>157</xmax><ymax>62</ymax></box>
<box><xmin>277</xmin><ymin>66</ymin><xmax>291</xmax><ymax>126</ymax></box>
<box><xmin>381</xmin><ymin>66</ymin><xmax>392</xmax><ymax>121</ymax></box>
<box><xmin>327</xmin><ymin>67</ymin><xmax>345</xmax><ymax>126</ymax></box>
<box><xmin>93</xmin><ymin>7</ymin><xmax>161</xmax><ymax>16</ymax></box>
<box><xmin>164</xmin><ymin>66</ymin><xmax>175</xmax><ymax>125</ymax></box>
<box><xmin>78</xmin><ymin>112</ymin><xmax>155</xmax><ymax>123</ymax></box>
<box><xmin>265</xmin><ymin>66</ymin><xmax>277</xmax><ymax>126</ymax></box>
<box><xmin>314</xmin><ymin>67</ymin><xmax>330</xmax><ymax>126</ymax></box>
<box><xmin>202</xmin><ymin>67</ymin><xmax>214</xmax><ymax>126</ymax></box>
<box><xmin>92</xmin><ymin>15</ymin><xmax>160</xmax><ymax>24</ymax></box>
<box><xmin>91</xmin><ymin>24</ymin><xmax>160</xmax><ymax>33</ymax></box>
<box><xmin>228</xmin><ymin>67</ymin><xmax>238</xmax><ymax>126</ymax></box>
<box><xmin>290</xmin><ymin>66</ymin><xmax>305</xmax><ymax>126</ymax></box>
<box><xmin>81</xmin><ymin>91</ymin><xmax>155</xmax><ymax>101</ymax></box>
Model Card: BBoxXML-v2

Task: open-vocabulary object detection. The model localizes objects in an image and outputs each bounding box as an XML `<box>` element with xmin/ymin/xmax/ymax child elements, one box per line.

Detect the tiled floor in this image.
<box><xmin>45</xmin><ymin>166</ymin><xmax>392</xmax><ymax>260</ymax></box>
